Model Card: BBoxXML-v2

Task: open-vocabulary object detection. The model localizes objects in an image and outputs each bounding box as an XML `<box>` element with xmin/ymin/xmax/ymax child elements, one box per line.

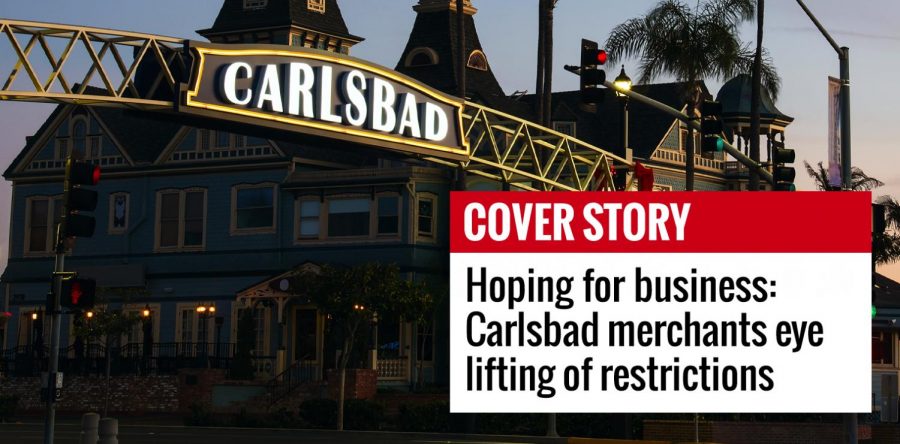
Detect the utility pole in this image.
<box><xmin>43</xmin><ymin>160</ymin><xmax>71</xmax><ymax>444</ymax></box>
<box><xmin>795</xmin><ymin>3</ymin><xmax>855</xmax><ymax>440</ymax></box>
<box><xmin>796</xmin><ymin>0</ymin><xmax>851</xmax><ymax>191</ymax></box>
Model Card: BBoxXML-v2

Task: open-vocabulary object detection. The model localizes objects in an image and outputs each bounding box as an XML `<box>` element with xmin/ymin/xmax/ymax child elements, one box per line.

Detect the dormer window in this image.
<box><xmin>467</xmin><ymin>50</ymin><xmax>488</xmax><ymax>71</ymax></box>
<box><xmin>405</xmin><ymin>47</ymin><xmax>439</xmax><ymax>68</ymax></box>
<box><xmin>243</xmin><ymin>0</ymin><xmax>267</xmax><ymax>10</ymax></box>
<box><xmin>308</xmin><ymin>0</ymin><xmax>325</xmax><ymax>13</ymax></box>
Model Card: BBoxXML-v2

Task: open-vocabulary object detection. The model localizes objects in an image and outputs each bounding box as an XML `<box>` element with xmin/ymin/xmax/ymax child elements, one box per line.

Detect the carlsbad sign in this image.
<box><xmin>181</xmin><ymin>43</ymin><xmax>468</xmax><ymax>160</ymax></box>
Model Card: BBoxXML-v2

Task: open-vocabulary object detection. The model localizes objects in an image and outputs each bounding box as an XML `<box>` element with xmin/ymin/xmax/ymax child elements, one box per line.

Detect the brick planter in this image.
<box><xmin>326</xmin><ymin>369</ymin><xmax>376</xmax><ymax>400</ymax></box>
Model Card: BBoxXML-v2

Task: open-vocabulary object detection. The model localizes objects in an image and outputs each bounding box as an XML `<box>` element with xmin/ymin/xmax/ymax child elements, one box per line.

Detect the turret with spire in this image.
<box><xmin>198</xmin><ymin>0</ymin><xmax>363</xmax><ymax>54</ymax></box>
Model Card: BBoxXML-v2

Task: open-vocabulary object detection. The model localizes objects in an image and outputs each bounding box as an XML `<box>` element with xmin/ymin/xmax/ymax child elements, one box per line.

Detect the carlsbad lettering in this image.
<box><xmin>219</xmin><ymin>61</ymin><xmax>450</xmax><ymax>143</ymax></box>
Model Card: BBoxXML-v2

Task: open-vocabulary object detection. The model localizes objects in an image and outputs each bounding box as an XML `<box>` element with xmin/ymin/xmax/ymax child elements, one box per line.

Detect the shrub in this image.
<box><xmin>0</xmin><ymin>395</ymin><xmax>18</xmax><ymax>423</ymax></box>
<box><xmin>397</xmin><ymin>400</ymin><xmax>450</xmax><ymax>433</ymax></box>
<box><xmin>344</xmin><ymin>399</ymin><xmax>384</xmax><ymax>431</ymax></box>
<box><xmin>298</xmin><ymin>398</ymin><xmax>337</xmax><ymax>429</ymax></box>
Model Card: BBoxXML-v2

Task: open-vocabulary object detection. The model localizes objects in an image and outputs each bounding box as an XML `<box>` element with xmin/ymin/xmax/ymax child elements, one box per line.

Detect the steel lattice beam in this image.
<box><xmin>0</xmin><ymin>19</ymin><xmax>629</xmax><ymax>191</ymax></box>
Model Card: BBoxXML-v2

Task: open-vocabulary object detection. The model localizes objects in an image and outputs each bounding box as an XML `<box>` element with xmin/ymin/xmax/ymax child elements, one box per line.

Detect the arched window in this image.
<box><xmin>467</xmin><ymin>50</ymin><xmax>488</xmax><ymax>71</ymax></box>
<box><xmin>405</xmin><ymin>47</ymin><xmax>439</xmax><ymax>68</ymax></box>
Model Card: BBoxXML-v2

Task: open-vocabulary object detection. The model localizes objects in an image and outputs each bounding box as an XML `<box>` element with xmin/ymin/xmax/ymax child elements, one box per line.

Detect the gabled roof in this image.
<box><xmin>519</xmin><ymin>82</ymin><xmax>699</xmax><ymax>160</ymax></box>
<box><xmin>198</xmin><ymin>0</ymin><xmax>363</xmax><ymax>42</ymax></box>
<box><xmin>875</xmin><ymin>273</ymin><xmax>900</xmax><ymax>309</ymax></box>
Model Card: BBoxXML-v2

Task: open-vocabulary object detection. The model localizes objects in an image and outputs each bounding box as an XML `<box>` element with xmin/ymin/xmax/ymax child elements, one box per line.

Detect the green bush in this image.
<box><xmin>0</xmin><ymin>395</ymin><xmax>18</xmax><ymax>423</ymax></box>
<box><xmin>344</xmin><ymin>399</ymin><xmax>384</xmax><ymax>431</ymax></box>
<box><xmin>398</xmin><ymin>400</ymin><xmax>450</xmax><ymax>433</ymax></box>
<box><xmin>298</xmin><ymin>398</ymin><xmax>337</xmax><ymax>429</ymax></box>
<box><xmin>184</xmin><ymin>402</ymin><xmax>219</xmax><ymax>427</ymax></box>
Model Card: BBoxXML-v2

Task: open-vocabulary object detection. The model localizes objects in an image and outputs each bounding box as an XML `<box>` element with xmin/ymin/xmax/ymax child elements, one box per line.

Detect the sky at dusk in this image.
<box><xmin>1</xmin><ymin>0</ymin><xmax>899</xmax><ymax>278</ymax></box>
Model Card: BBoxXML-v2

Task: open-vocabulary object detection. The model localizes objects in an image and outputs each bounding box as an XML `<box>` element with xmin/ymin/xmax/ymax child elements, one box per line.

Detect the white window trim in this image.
<box><xmin>294</xmin><ymin>193</ymin><xmax>404</xmax><ymax>245</ymax></box>
<box><xmin>230</xmin><ymin>183</ymin><xmax>278</xmax><ymax>235</ymax></box>
<box><xmin>307</xmin><ymin>0</ymin><xmax>325</xmax><ymax>14</ymax></box>
<box><xmin>154</xmin><ymin>188</ymin><xmax>208</xmax><ymax>252</ymax></box>
<box><xmin>108</xmin><ymin>192</ymin><xmax>130</xmax><ymax>235</ymax></box>
<box><xmin>23</xmin><ymin>195</ymin><xmax>62</xmax><ymax>257</ymax></box>
<box><xmin>174</xmin><ymin>302</ymin><xmax>217</xmax><ymax>344</ymax></box>
<box><xmin>120</xmin><ymin>303</ymin><xmax>161</xmax><ymax>346</ymax></box>
<box><xmin>415</xmin><ymin>192</ymin><xmax>437</xmax><ymax>242</ymax></box>
<box><xmin>231</xmin><ymin>304</ymin><xmax>272</xmax><ymax>356</ymax></box>
<box><xmin>466</xmin><ymin>50</ymin><xmax>489</xmax><ymax>71</ymax></box>
<box><xmin>375</xmin><ymin>192</ymin><xmax>402</xmax><ymax>238</ymax></box>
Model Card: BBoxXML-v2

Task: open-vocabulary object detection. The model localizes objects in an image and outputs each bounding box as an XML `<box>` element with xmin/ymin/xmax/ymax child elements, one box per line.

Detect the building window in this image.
<box><xmin>417</xmin><ymin>194</ymin><xmax>436</xmax><ymax>239</ymax></box>
<box><xmin>297</xmin><ymin>199</ymin><xmax>322</xmax><ymax>240</ymax></box>
<box><xmin>232</xmin><ymin>184</ymin><xmax>276</xmax><ymax>234</ymax></box>
<box><xmin>243</xmin><ymin>0</ymin><xmax>267</xmax><ymax>10</ymax></box>
<box><xmin>467</xmin><ymin>50</ymin><xmax>489</xmax><ymax>71</ymax></box>
<box><xmin>417</xmin><ymin>323</ymin><xmax>434</xmax><ymax>362</ymax></box>
<box><xmin>553</xmin><ymin>121</ymin><xmax>576</xmax><ymax>137</ymax></box>
<box><xmin>234</xmin><ymin>307</ymin><xmax>270</xmax><ymax>355</ymax></box>
<box><xmin>873</xmin><ymin>330</ymin><xmax>894</xmax><ymax>365</ymax></box>
<box><xmin>25</xmin><ymin>196</ymin><xmax>62</xmax><ymax>254</ymax></box>
<box><xmin>377</xmin><ymin>195</ymin><xmax>400</xmax><ymax>236</ymax></box>
<box><xmin>328</xmin><ymin>198</ymin><xmax>370</xmax><ymax>238</ymax></box>
<box><xmin>156</xmin><ymin>189</ymin><xmax>206</xmax><ymax>251</ymax></box>
<box><xmin>405</xmin><ymin>47</ymin><xmax>439</xmax><ymax>68</ymax></box>
<box><xmin>109</xmin><ymin>193</ymin><xmax>129</xmax><ymax>234</ymax></box>
<box><xmin>291</xmin><ymin>34</ymin><xmax>303</xmax><ymax>47</ymax></box>
<box><xmin>214</xmin><ymin>131</ymin><xmax>231</xmax><ymax>149</ymax></box>
<box><xmin>296</xmin><ymin>195</ymin><xmax>403</xmax><ymax>242</ymax></box>
<box><xmin>307</xmin><ymin>0</ymin><xmax>325</xmax><ymax>13</ymax></box>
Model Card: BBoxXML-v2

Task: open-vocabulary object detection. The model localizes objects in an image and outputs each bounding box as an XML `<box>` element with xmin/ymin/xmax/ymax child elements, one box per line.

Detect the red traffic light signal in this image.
<box><xmin>69</xmin><ymin>161</ymin><xmax>100</xmax><ymax>186</ymax></box>
<box><xmin>64</xmin><ymin>160</ymin><xmax>101</xmax><ymax>238</ymax></box>
<box><xmin>60</xmin><ymin>278</ymin><xmax>96</xmax><ymax>310</ymax></box>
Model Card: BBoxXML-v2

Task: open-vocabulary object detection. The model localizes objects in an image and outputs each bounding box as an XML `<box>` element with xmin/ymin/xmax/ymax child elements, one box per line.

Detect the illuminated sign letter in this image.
<box><xmin>424</xmin><ymin>102</ymin><xmax>449</xmax><ymax>142</ymax></box>
<box><xmin>256</xmin><ymin>64</ymin><xmax>284</xmax><ymax>113</ymax></box>
<box><xmin>317</xmin><ymin>66</ymin><xmax>342</xmax><ymax>124</ymax></box>
<box><xmin>342</xmin><ymin>70</ymin><xmax>368</xmax><ymax>127</ymax></box>
<box><xmin>396</xmin><ymin>93</ymin><xmax>422</xmax><ymax>139</ymax></box>
<box><xmin>222</xmin><ymin>62</ymin><xmax>253</xmax><ymax>106</ymax></box>
<box><xmin>288</xmin><ymin>62</ymin><xmax>315</xmax><ymax>118</ymax></box>
<box><xmin>369</xmin><ymin>78</ymin><xmax>396</xmax><ymax>133</ymax></box>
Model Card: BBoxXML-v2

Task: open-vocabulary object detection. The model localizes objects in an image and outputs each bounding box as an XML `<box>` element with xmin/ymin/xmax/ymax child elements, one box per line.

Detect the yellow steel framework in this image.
<box><xmin>0</xmin><ymin>19</ymin><xmax>628</xmax><ymax>191</ymax></box>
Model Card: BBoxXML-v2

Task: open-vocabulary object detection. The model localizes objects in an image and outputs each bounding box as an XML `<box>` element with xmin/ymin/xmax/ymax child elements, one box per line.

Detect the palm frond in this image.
<box><xmin>804</xmin><ymin>161</ymin><xmax>830</xmax><ymax>191</ymax></box>
<box><xmin>877</xmin><ymin>196</ymin><xmax>900</xmax><ymax>231</ymax></box>
<box><xmin>702</xmin><ymin>0</ymin><xmax>755</xmax><ymax>27</ymax></box>
<box><xmin>850</xmin><ymin>166</ymin><xmax>884</xmax><ymax>191</ymax></box>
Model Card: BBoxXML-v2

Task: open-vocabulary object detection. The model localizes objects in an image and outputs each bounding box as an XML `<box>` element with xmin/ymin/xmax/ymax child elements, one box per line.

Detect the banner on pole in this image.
<box><xmin>828</xmin><ymin>77</ymin><xmax>843</xmax><ymax>188</ymax></box>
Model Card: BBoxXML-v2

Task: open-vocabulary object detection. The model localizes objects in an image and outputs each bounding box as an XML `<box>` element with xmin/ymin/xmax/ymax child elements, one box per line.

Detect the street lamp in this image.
<box><xmin>141</xmin><ymin>305</ymin><xmax>153</xmax><ymax>375</ymax></box>
<box><xmin>615</xmin><ymin>66</ymin><xmax>632</xmax><ymax>188</ymax></box>
<box><xmin>196</xmin><ymin>304</ymin><xmax>215</xmax><ymax>364</ymax></box>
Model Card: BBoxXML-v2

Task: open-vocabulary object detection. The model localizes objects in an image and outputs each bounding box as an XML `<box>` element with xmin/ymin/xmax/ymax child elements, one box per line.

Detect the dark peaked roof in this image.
<box><xmin>519</xmin><ymin>82</ymin><xmax>695</xmax><ymax>160</ymax></box>
<box><xmin>395</xmin><ymin>5</ymin><xmax>530</xmax><ymax>117</ymax></box>
<box><xmin>716</xmin><ymin>74</ymin><xmax>793</xmax><ymax>126</ymax></box>
<box><xmin>199</xmin><ymin>0</ymin><xmax>362</xmax><ymax>42</ymax></box>
<box><xmin>875</xmin><ymin>273</ymin><xmax>900</xmax><ymax>310</ymax></box>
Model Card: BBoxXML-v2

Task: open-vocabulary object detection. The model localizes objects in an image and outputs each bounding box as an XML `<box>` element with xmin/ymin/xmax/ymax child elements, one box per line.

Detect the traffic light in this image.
<box><xmin>580</xmin><ymin>39</ymin><xmax>607</xmax><ymax>104</ymax></box>
<box><xmin>771</xmin><ymin>139</ymin><xmax>796</xmax><ymax>191</ymax></box>
<box><xmin>60</xmin><ymin>278</ymin><xmax>96</xmax><ymax>311</ymax></box>
<box><xmin>63</xmin><ymin>160</ymin><xmax>101</xmax><ymax>239</ymax></box>
<box><xmin>700</xmin><ymin>100</ymin><xmax>725</xmax><ymax>153</ymax></box>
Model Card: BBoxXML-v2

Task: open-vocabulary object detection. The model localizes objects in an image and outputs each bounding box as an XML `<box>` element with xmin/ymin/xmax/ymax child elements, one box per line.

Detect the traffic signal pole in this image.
<box><xmin>605</xmin><ymin>80</ymin><xmax>775</xmax><ymax>185</ymax></box>
<box><xmin>795</xmin><ymin>0</ymin><xmax>851</xmax><ymax>191</ymax></box>
<box><xmin>43</xmin><ymin>160</ymin><xmax>72</xmax><ymax>444</ymax></box>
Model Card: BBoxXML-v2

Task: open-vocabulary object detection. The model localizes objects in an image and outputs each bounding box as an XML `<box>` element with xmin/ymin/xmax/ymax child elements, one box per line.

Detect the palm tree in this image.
<box><xmin>804</xmin><ymin>161</ymin><xmax>883</xmax><ymax>191</ymax></box>
<box><xmin>804</xmin><ymin>161</ymin><xmax>900</xmax><ymax>265</ymax></box>
<box><xmin>605</xmin><ymin>0</ymin><xmax>781</xmax><ymax>191</ymax></box>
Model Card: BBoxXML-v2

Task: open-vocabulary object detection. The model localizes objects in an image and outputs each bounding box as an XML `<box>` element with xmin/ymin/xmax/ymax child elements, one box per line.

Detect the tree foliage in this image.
<box><xmin>605</xmin><ymin>0</ymin><xmax>780</xmax><ymax>99</ymax></box>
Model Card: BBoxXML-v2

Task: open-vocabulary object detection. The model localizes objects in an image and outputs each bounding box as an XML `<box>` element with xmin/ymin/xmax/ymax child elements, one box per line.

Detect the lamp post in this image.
<box><xmin>196</xmin><ymin>304</ymin><xmax>215</xmax><ymax>367</ymax></box>
<box><xmin>141</xmin><ymin>305</ymin><xmax>152</xmax><ymax>375</ymax></box>
<box><xmin>615</xmin><ymin>66</ymin><xmax>633</xmax><ymax>192</ymax></box>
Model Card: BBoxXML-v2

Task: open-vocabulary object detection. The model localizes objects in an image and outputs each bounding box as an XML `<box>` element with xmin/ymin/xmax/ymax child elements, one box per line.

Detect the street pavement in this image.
<box><xmin>0</xmin><ymin>423</ymin><xmax>568</xmax><ymax>444</ymax></box>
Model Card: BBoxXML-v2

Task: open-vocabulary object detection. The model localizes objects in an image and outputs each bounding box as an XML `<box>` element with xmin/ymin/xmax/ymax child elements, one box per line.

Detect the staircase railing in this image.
<box><xmin>267</xmin><ymin>358</ymin><xmax>315</xmax><ymax>404</ymax></box>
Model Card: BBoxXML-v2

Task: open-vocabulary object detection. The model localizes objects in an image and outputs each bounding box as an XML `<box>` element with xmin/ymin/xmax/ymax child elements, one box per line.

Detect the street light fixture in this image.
<box><xmin>614</xmin><ymin>65</ymin><xmax>632</xmax><ymax>97</ymax></box>
<box><xmin>615</xmin><ymin>66</ymin><xmax>632</xmax><ymax>188</ymax></box>
<box><xmin>142</xmin><ymin>305</ymin><xmax>151</xmax><ymax>318</ymax></box>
